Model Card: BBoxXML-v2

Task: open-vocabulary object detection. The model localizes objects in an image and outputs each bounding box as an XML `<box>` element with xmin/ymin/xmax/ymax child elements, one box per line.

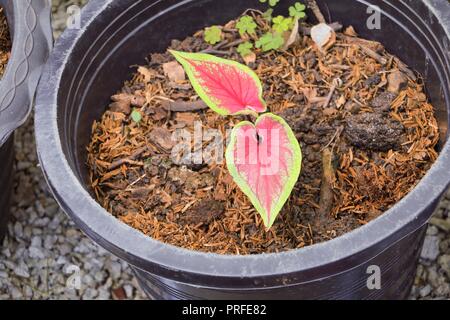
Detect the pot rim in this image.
<box><xmin>0</xmin><ymin>0</ymin><xmax>52</xmax><ymax>146</ymax></box>
<box><xmin>35</xmin><ymin>0</ymin><xmax>450</xmax><ymax>283</ymax></box>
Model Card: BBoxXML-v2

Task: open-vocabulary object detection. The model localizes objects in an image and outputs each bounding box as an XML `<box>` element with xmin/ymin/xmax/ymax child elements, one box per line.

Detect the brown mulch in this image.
<box><xmin>87</xmin><ymin>11</ymin><xmax>439</xmax><ymax>255</ymax></box>
<box><xmin>0</xmin><ymin>7</ymin><xmax>11</xmax><ymax>78</ymax></box>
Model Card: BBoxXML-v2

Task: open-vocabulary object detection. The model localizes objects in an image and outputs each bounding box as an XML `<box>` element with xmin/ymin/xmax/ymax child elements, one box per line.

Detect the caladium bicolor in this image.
<box><xmin>226</xmin><ymin>113</ymin><xmax>302</xmax><ymax>229</ymax></box>
<box><xmin>169</xmin><ymin>50</ymin><xmax>267</xmax><ymax>116</ymax></box>
<box><xmin>169</xmin><ymin>50</ymin><xmax>302</xmax><ymax>230</ymax></box>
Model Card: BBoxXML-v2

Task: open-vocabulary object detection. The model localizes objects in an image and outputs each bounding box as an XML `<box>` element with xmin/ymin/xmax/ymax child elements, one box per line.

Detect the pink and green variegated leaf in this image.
<box><xmin>226</xmin><ymin>113</ymin><xmax>302</xmax><ymax>229</ymax></box>
<box><xmin>169</xmin><ymin>50</ymin><xmax>267</xmax><ymax>116</ymax></box>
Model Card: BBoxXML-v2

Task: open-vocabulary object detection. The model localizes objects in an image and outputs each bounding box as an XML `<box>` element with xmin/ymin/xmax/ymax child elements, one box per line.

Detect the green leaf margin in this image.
<box><xmin>225</xmin><ymin>113</ymin><xmax>302</xmax><ymax>229</ymax></box>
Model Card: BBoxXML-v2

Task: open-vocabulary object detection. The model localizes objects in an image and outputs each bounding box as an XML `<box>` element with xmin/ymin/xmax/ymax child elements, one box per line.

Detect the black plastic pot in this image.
<box><xmin>35</xmin><ymin>0</ymin><xmax>450</xmax><ymax>300</ymax></box>
<box><xmin>0</xmin><ymin>0</ymin><xmax>52</xmax><ymax>241</ymax></box>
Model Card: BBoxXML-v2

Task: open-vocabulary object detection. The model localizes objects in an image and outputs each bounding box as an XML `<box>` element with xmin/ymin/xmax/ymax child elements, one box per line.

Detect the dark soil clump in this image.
<box><xmin>345</xmin><ymin>113</ymin><xmax>405</xmax><ymax>151</ymax></box>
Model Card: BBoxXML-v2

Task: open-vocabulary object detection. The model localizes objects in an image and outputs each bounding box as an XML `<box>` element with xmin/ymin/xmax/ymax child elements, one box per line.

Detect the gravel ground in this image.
<box><xmin>0</xmin><ymin>0</ymin><xmax>145</xmax><ymax>300</ymax></box>
<box><xmin>411</xmin><ymin>198</ymin><xmax>450</xmax><ymax>300</ymax></box>
<box><xmin>0</xmin><ymin>0</ymin><xmax>449</xmax><ymax>300</ymax></box>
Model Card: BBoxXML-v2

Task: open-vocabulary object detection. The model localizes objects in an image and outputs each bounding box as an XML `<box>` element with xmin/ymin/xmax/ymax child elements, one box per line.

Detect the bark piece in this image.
<box><xmin>371</xmin><ymin>91</ymin><xmax>397</xmax><ymax>112</ymax></box>
<box><xmin>149</xmin><ymin>127</ymin><xmax>175</xmax><ymax>151</ymax></box>
<box><xmin>163</xmin><ymin>61</ymin><xmax>186</xmax><ymax>82</ymax></box>
<box><xmin>109</xmin><ymin>100</ymin><xmax>131</xmax><ymax>115</ymax></box>
<box><xmin>387</xmin><ymin>70</ymin><xmax>408</xmax><ymax>94</ymax></box>
<box><xmin>161</xmin><ymin>100</ymin><xmax>208</xmax><ymax>112</ymax></box>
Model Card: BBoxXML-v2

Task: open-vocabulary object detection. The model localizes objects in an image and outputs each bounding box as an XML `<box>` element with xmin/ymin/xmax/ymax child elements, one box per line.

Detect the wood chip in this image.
<box><xmin>161</xmin><ymin>100</ymin><xmax>208</xmax><ymax>112</ymax></box>
<box><xmin>163</xmin><ymin>61</ymin><xmax>186</xmax><ymax>82</ymax></box>
<box><xmin>149</xmin><ymin>127</ymin><xmax>175</xmax><ymax>151</ymax></box>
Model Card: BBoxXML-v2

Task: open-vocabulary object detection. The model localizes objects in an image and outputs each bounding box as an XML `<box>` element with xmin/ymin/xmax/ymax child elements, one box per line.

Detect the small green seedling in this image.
<box><xmin>262</xmin><ymin>8</ymin><xmax>274</xmax><ymax>22</ymax></box>
<box><xmin>144</xmin><ymin>157</ymin><xmax>153</xmax><ymax>168</ymax></box>
<box><xmin>255</xmin><ymin>32</ymin><xmax>284</xmax><ymax>51</ymax></box>
<box><xmin>272</xmin><ymin>15</ymin><xmax>293</xmax><ymax>33</ymax></box>
<box><xmin>289</xmin><ymin>2</ymin><xmax>307</xmax><ymax>20</ymax></box>
<box><xmin>260</xmin><ymin>0</ymin><xmax>280</xmax><ymax>7</ymax></box>
<box><xmin>131</xmin><ymin>109</ymin><xmax>142</xmax><ymax>123</ymax></box>
<box><xmin>237</xmin><ymin>41</ymin><xmax>254</xmax><ymax>58</ymax></box>
<box><xmin>204</xmin><ymin>26</ymin><xmax>222</xmax><ymax>45</ymax></box>
<box><xmin>236</xmin><ymin>15</ymin><xmax>258</xmax><ymax>36</ymax></box>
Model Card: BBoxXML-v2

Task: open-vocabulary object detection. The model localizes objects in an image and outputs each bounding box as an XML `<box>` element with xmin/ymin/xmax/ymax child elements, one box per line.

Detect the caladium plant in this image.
<box><xmin>169</xmin><ymin>50</ymin><xmax>302</xmax><ymax>229</ymax></box>
<box><xmin>169</xmin><ymin>50</ymin><xmax>266</xmax><ymax>116</ymax></box>
<box><xmin>226</xmin><ymin>113</ymin><xmax>302</xmax><ymax>229</ymax></box>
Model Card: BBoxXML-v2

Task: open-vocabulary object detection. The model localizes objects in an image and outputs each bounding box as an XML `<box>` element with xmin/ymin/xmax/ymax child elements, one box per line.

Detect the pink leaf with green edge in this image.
<box><xmin>226</xmin><ymin>113</ymin><xmax>302</xmax><ymax>229</ymax></box>
<box><xmin>169</xmin><ymin>50</ymin><xmax>267</xmax><ymax>116</ymax></box>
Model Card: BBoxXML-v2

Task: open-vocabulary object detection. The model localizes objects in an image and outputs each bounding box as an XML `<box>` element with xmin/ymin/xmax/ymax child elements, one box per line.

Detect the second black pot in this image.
<box><xmin>35</xmin><ymin>0</ymin><xmax>450</xmax><ymax>299</ymax></box>
<box><xmin>0</xmin><ymin>0</ymin><xmax>52</xmax><ymax>241</ymax></box>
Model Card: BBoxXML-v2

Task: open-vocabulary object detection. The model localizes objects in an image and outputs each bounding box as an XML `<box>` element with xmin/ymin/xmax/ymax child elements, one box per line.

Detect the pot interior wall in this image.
<box><xmin>58</xmin><ymin>0</ymin><xmax>450</xmax><ymax>192</ymax></box>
